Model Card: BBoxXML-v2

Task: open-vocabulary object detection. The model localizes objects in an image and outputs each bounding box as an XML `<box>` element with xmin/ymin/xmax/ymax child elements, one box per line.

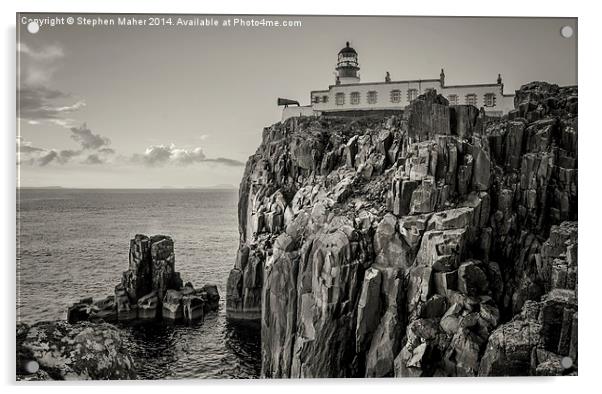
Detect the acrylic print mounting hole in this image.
<box><xmin>27</xmin><ymin>21</ymin><xmax>39</xmax><ymax>34</ymax></box>
<box><xmin>561</xmin><ymin>25</ymin><xmax>574</xmax><ymax>38</ymax></box>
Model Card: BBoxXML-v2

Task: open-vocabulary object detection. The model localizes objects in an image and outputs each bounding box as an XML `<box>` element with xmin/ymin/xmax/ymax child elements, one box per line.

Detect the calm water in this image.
<box><xmin>16</xmin><ymin>188</ymin><xmax>261</xmax><ymax>379</ymax></box>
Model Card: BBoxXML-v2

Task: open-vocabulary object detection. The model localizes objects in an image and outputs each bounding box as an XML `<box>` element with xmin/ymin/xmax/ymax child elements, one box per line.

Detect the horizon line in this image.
<box><xmin>16</xmin><ymin>186</ymin><xmax>239</xmax><ymax>190</ymax></box>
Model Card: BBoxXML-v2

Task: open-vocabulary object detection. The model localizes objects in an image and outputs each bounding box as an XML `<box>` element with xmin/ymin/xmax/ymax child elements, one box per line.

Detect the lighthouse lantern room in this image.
<box><xmin>335</xmin><ymin>41</ymin><xmax>360</xmax><ymax>84</ymax></box>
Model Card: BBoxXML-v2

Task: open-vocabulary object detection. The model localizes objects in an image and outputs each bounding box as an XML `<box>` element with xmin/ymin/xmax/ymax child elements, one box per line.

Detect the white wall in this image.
<box><xmin>311</xmin><ymin>80</ymin><xmax>440</xmax><ymax>112</ymax></box>
<box><xmin>441</xmin><ymin>84</ymin><xmax>514</xmax><ymax>114</ymax></box>
<box><xmin>309</xmin><ymin>80</ymin><xmax>515</xmax><ymax>115</ymax></box>
<box><xmin>281</xmin><ymin>105</ymin><xmax>316</xmax><ymax>121</ymax></box>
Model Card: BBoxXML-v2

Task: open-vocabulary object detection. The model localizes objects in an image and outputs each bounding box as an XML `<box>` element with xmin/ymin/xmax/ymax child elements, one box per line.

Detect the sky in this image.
<box><xmin>16</xmin><ymin>14</ymin><xmax>577</xmax><ymax>188</ymax></box>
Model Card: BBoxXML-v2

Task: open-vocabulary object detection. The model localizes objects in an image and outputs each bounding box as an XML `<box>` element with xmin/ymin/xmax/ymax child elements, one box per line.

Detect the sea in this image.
<box><xmin>16</xmin><ymin>188</ymin><xmax>261</xmax><ymax>379</ymax></box>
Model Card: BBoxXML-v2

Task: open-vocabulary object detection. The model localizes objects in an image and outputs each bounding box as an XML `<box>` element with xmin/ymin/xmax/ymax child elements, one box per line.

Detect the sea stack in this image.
<box><xmin>67</xmin><ymin>234</ymin><xmax>220</xmax><ymax>324</ymax></box>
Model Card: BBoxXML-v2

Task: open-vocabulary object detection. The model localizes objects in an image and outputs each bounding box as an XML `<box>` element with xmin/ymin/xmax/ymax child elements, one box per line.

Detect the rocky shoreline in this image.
<box><xmin>17</xmin><ymin>234</ymin><xmax>221</xmax><ymax>380</ymax></box>
<box><xmin>226</xmin><ymin>82</ymin><xmax>578</xmax><ymax>377</ymax></box>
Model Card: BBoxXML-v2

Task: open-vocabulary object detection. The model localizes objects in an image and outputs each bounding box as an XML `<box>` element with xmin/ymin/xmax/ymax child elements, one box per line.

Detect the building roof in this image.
<box><xmin>443</xmin><ymin>82</ymin><xmax>502</xmax><ymax>88</ymax></box>
<box><xmin>326</xmin><ymin>78</ymin><xmax>441</xmax><ymax>89</ymax></box>
<box><xmin>338</xmin><ymin>42</ymin><xmax>357</xmax><ymax>55</ymax></box>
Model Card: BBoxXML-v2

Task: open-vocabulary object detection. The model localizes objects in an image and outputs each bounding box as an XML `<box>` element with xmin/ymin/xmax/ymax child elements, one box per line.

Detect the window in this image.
<box><xmin>367</xmin><ymin>91</ymin><xmax>378</xmax><ymax>104</ymax></box>
<box><xmin>465</xmin><ymin>94</ymin><xmax>477</xmax><ymax>106</ymax></box>
<box><xmin>322</xmin><ymin>95</ymin><xmax>329</xmax><ymax>103</ymax></box>
<box><xmin>335</xmin><ymin>92</ymin><xmax>345</xmax><ymax>106</ymax></box>
<box><xmin>448</xmin><ymin>94</ymin><xmax>458</xmax><ymax>105</ymax></box>
<box><xmin>484</xmin><ymin>93</ymin><xmax>496</xmax><ymax>107</ymax></box>
<box><xmin>390</xmin><ymin>90</ymin><xmax>401</xmax><ymax>103</ymax></box>
<box><xmin>312</xmin><ymin>95</ymin><xmax>320</xmax><ymax>104</ymax></box>
<box><xmin>407</xmin><ymin>89</ymin><xmax>418</xmax><ymax>102</ymax></box>
<box><xmin>350</xmin><ymin>92</ymin><xmax>360</xmax><ymax>105</ymax></box>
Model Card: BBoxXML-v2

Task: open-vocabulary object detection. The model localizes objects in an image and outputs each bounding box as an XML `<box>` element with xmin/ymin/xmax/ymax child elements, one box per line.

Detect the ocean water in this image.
<box><xmin>16</xmin><ymin>188</ymin><xmax>261</xmax><ymax>379</ymax></box>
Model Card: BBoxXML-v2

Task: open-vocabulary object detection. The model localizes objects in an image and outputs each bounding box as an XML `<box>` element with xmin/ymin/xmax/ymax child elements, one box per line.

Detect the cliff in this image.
<box><xmin>226</xmin><ymin>82</ymin><xmax>578</xmax><ymax>377</ymax></box>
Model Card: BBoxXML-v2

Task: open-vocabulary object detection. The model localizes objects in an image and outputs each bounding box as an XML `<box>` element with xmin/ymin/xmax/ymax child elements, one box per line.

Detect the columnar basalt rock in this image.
<box><xmin>122</xmin><ymin>234</ymin><xmax>152</xmax><ymax>302</ymax></box>
<box><xmin>226</xmin><ymin>82</ymin><xmax>578</xmax><ymax>377</ymax></box>
<box><xmin>150</xmin><ymin>235</ymin><xmax>179</xmax><ymax>301</ymax></box>
<box><xmin>66</xmin><ymin>234</ymin><xmax>219</xmax><ymax>325</ymax></box>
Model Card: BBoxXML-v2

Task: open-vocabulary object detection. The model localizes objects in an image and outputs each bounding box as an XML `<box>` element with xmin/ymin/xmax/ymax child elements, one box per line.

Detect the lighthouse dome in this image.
<box><xmin>338</xmin><ymin>41</ymin><xmax>357</xmax><ymax>55</ymax></box>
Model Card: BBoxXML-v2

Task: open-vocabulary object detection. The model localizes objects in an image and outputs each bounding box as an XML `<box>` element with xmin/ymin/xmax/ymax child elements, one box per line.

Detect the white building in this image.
<box><xmin>282</xmin><ymin>42</ymin><xmax>515</xmax><ymax>121</ymax></box>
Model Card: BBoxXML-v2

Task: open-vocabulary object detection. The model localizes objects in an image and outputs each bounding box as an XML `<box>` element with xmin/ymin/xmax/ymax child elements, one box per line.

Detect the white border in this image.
<box><xmin>2</xmin><ymin>1</ymin><xmax>598</xmax><ymax>393</ymax></box>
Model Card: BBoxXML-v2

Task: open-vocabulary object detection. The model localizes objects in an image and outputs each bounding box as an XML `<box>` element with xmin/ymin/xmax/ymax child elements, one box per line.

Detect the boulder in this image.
<box><xmin>479</xmin><ymin>301</ymin><xmax>543</xmax><ymax>376</ymax></box>
<box><xmin>162</xmin><ymin>289</ymin><xmax>183</xmax><ymax>320</ymax></box>
<box><xmin>417</xmin><ymin>229</ymin><xmax>467</xmax><ymax>272</ymax></box>
<box><xmin>199</xmin><ymin>284</ymin><xmax>220</xmax><ymax>312</ymax></box>
<box><xmin>394</xmin><ymin>318</ymin><xmax>441</xmax><ymax>377</ymax></box>
<box><xmin>457</xmin><ymin>261</ymin><xmax>489</xmax><ymax>296</ymax></box>
<box><xmin>443</xmin><ymin>330</ymin><xmax>482</xmax><ymax>376</ymax></box>
<box><xmin>115</xmin><ymin>284</ymin><xmax>137</xmax><ymax>321</ymax></box>
<box><xmin>16</xmin><ymin>321</ymin><xmax>135</xmax><ymax>380</ymax></box>
<box><xmin>421</xmin><ymin>294</ymin><xmax>448</xmax><ymax>318</ymax></box>
<box><xmin>89</xmin><ymin>296</ymin><xmax>117</xmax><ymax>323</ymax></box>
<box><xmin>182</xmin><ymin>293</ymin><xmax>205</xmax><ymax>322</ymax></box>
<box><xmin>426</xmin><ymin>207</ymin><xmax>474</xmax><ymax>231</ymax></box>
<box><xmin>67</xmin><ymin>301</ymin><xmax>91</xmax><ymax>324</ymax></box>
<box><xmin>137</xmin><ymin>291</ymin><xmax>159</xmax><ymax>320</ymax></box>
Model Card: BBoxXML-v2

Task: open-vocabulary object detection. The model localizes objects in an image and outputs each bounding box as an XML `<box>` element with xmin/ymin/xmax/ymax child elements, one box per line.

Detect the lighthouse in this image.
<box><xmin>335</xmin><ymin>41</ymin><xmax>360</xmax><ymax>84</ymax></box>
<box><xmin>292</xmin><ymin>41</ymin><xmax>516</xmax><ymax>122</ymax></box>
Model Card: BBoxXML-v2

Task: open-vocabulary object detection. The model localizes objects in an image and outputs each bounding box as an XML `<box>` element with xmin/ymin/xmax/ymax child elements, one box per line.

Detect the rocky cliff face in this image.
<box><xmin>226</xmin><ymin>82</ymin><xmax>578</xmax><ymax>377</ymax></box>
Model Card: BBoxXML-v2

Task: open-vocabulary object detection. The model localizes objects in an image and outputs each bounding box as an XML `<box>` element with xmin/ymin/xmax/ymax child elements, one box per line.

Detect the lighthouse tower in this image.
<box><xmin>335</xmin><ymin>41</ymin><xmax>360</xmax><ymax>85</ymax></box>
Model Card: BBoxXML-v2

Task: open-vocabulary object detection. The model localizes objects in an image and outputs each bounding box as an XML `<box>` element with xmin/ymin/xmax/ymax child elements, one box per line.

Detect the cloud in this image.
<box><xmin>17</xmin><ymin>42</ymin><xmax>85</xmax><ymax>128</ymax></box>
<box><xmin>20</xmin><ymin>148</ymin><xmax>79</xmax><ymax>166</ymax></box>
<box><xmin>136</xmin><ymin>144</ymin><xmax>205</xmax><ymax>166</ymax></box>
<box><xmin>58</xmin><ymin>149</ymin><xmax>80</xmax><ymax>161</ymax></box>
<box><xmin>16</xmin><ymin>137</ymin><xmax>44</xmax><ymax>153</ymax></box>
<box><xmin>134</xmin><ymin>144</ymin><xmax>243</xmax><ymax>167</ymax></box>
<box><xmin>83</xmin><ymin>154</ymin><xmax>103</xmax><ymax>165</ymax></box>
<box><xmin>17</xmin><ymin>132</ymin><xmax>242</xmax><ymax>169</ymax></box>
<box><xmin>37</xmin><ymin>150</ymin><xmax>59</xmax><ymax>166</ymax></box>
<box><xmin>70</xmin><ymin>124</ymin><xmax>110</xmax><ymax>150</ymax></box>
<box><xmin>18</xmin><ymin>43</ymin><xmax>64</xmax><ymax>86</ymax></box>
<box><xmin>204</xmin><ymin>157</ymin><xmax>245</xmax><ymax>166</ymax></box>
<box><xmin>99</xmin><ymin>148</ymin><xmax>115</xmax><ymax>155</ymax></box>
<box><xmin>17</xmin><ymin>124</ymin><xmax>115</xmax><ymax>167</ymax></box>
<box><xmin>18</xmin><ymin>43</ymin><xmax>64</xmax><ymax>62</ymax></box>
<box><xmin>19</xmin><ymin>86</ymin><xmax>85</xmax><ymax>127</ymax></box>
